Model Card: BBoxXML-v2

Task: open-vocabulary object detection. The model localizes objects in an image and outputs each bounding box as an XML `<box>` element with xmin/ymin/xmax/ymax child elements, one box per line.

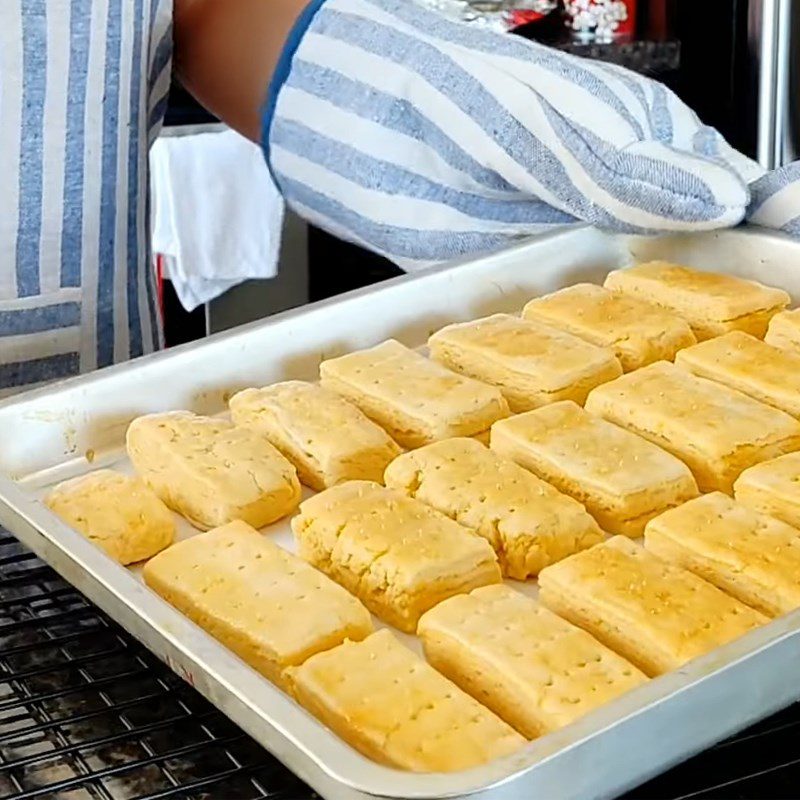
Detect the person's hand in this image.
<box><xmin>261</xmin><ymin>0</ymin><xmax>763</xmax><ymax>268</ymax></box>
<box><xmin>748</xmin><ymin>162</ymin><xmax>800</xmax><ymax>237</ymax></box>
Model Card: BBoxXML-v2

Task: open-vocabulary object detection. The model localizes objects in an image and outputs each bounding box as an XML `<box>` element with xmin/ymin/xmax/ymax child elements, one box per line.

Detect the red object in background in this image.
<box><xmin>506</xmin><ymin>1</ymin><xmax>559</xmax><ymax>31</ymax></box>
<box><xmin>617</xmin><ymin>0</ymin><xmax>637</xmax><ymax>38</ymax></box>
<box><xmin>508</xmin><ymin>9</ymin><xmax>549</xmax><ymax>27</ymax></box>
<box><xmin>645</xmin><ymin>0</ymin><xmax>668</xmax><ymax>38</ymax></box>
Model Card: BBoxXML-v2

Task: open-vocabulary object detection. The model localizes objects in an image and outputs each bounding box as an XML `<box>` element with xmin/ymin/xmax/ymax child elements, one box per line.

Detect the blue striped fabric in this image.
<box><xmin>749</xmin><ymin>162</ymin><xmax>800</xmax><ymax>231</ymax></box>
<box><xmin>147</xmin><ymin>20</ymin><xmax>172</xmax><ymax>138</ymax></box>
<box><xmin>373</xmin><ymin>0</ymin><xmax>646</xmax><ymax>137</ymax></box>
<box><xmin>127</xmin><ymin>0</ymin><xmax>147</xmax><ymax>361</ymax></box>
<box><xmin>17</xmin><ymin>0</ymin><xmax>47</xmax><ymax>298</ymax></box>
<box><xmin>0</xmin><ymin>0</ymin><xmax>171</xmax><ymax>396</ymax></box>
<box><xmin>265</xmin><ymin>0</ymin><xmax>762</xmax><ymax>268</ymax></box>
<box><xmin>281</xmin><ymin>175</ymin><xmax>523</xmax><ymax>261</ymax></box>
<box><xmin>0</xmin><ymin>353</ymin><xmax>81</xmax><ymax>390</ymax></box>
<box><xmin>96</xmin><ymin>0</ymin><xmax>123</xmax><ymax>369</ymax></box>
<box><xmin>271</xmin><ymin>119</ymin><xmax>574</xmax><ymax>225</ymax></box>
<box><xmin>60</xmin><ymin>0</ymin><xmax>92</xmax><ymax>290</ymax></box>
<box><xmin>0</xmin><ymin>303</ymin><xmax>81</xmax><ymax>337</ymax></box>
<box><xmin>284</xmin><ymin>60</ymin><xmax>518</xmax><ymax>193</ymax></box>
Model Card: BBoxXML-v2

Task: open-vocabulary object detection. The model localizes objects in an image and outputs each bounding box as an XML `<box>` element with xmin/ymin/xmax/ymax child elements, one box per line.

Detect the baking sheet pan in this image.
<box><xmin>1</xmin><ymin>225</ymin><xmax>800</xmax><ymax>800</ymax></box>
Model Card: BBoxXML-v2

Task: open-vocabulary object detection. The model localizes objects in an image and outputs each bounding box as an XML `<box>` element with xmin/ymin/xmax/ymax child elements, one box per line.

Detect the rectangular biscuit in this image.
<box><xmin>676</xmin><ymin>331</ymin><xmax>800</xmax><ymax>419</ymax></box>
<box><xmin>522</xmin><ymin>283</ymin><xmax>696</xmax><ymax>372</ymax></box>
<box><xmin>645</xmin><ymin>492</ymin><xmax>800</xmax><ymax>618</ymax></box>
<box><xmin>428</xmin><ymin>314</ymin><xmax>622</xmax><ymax>413</ymax></box>
<box><xmin>142</xmin><ymin>521</ymin><xmax>373</xmax><ymax>690</ymax></box>
<box><xmin>127</xmin><ymin>411</ymin><xmax>301</xmax><ymax>530</ymax></box>
<box><xmin>585</xmin><ymin>362</ymin><xmax>800</xmax><ymax>494</ymax></box>
<box><xmin>291</xmin><ymin>481</ymin><xmax>501</xmax><ymax>632</ymax></box>
<box><xmin>319</xmin><ymin>340</ymin><xmax>509</xmax><ymax>449</ymax></box>
<box><xmin>417</xmin><ymin>585</ymin><xmax>648</xmax><ymax>739</ymax></box>
<box><xmin>45</xmin><ymin>469</ymin><xmax>175</xmax><ymax>565</ymax></box>
<box><xmin>538</xmin><ymin>537</ymin><xmax>767</xmax><ymax>677</ymax></box>
<box><xmin>384</xmin><ymin>437</ymin><xmax>604</xmax><ymax>578</ymax></box>
<box><xmin>765</xmin><ymin>308</ymin><xmax>800</xmax><ymax>354</ymax></box>
<box><xmin>229</xmin><ymin>381</ymin><xmax>401</xmax><ymax>491</ymax></box>
<box><xmin>604</xmin><ymin>262</ymin><xmax>789</xmax><ymax>340</ymax></box>
<box><xmin>490</xmin><ymin>401</ymin><xmax>698</xmax><ymax>537</ymax></box>
<box><xmin>287</xmin><ymin>629</ymin><xmax>525</xmax><ymax>772</ymax></box>
<box><xmin>734</xmin><ymin>452</ymin><xmax>800</xmax><ymax>530</ymax></box>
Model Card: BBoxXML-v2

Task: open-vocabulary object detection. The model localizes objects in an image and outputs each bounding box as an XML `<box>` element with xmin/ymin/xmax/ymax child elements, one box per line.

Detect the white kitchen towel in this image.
<box><xmin>150</xmin><ymin>127</ymin><xmax>284</xmax><ymax>312</ymax></box>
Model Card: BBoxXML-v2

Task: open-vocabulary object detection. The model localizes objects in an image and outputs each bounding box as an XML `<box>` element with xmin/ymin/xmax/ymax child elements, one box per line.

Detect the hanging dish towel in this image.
<box><xmin>150</xmin><ymin>126</ymin><xmax>284</xmax><ymax>312</ymax></box>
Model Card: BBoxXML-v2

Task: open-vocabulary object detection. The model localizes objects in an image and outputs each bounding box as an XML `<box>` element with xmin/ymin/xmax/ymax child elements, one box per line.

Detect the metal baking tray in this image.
<box><xmin>2</xmin><ymin>225</ymin><xmax>800</xmax><ymax>800</ymax></box>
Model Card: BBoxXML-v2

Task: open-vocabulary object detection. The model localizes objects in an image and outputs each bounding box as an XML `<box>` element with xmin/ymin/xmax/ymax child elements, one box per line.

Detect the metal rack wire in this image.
<box><xmin>0</xmin><ymin>532</ymin><xmax>313</xmax><ymax>800</ymax></box>
<box><xmin>3</xmin><ymin>523</ymin><xmax>800</xmax><ymax>800</ymax></box>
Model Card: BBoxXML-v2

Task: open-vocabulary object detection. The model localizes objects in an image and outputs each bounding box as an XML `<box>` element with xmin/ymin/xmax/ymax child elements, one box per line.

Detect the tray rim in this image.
<box><xmin>2</xmin><ymin>224</ymin><xmax>800</xmax><ymax>799</ymax></box>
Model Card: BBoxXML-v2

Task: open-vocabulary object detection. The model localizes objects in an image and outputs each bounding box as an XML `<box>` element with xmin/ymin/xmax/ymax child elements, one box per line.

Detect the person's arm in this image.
<box><xmin>172</xmin><ymin>0</ymin><xmax>763</xmax><ymax>269</ymax></box>
<box><xmin>173</xmin><ymin>0</ymin><xmax>307</xmax><ymax>142</ymax></box>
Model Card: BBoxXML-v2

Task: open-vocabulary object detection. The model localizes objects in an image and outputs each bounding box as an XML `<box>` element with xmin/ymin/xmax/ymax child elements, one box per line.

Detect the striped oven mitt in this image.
<box><xmin>748</xmin><ymin>162</ymin><xmax>800</xmax><ymax>237</ymax></box>
<box><xmin>262</xmin><ymin>0</ymin><xmax>765</xmax><ymax>269</ymax></box>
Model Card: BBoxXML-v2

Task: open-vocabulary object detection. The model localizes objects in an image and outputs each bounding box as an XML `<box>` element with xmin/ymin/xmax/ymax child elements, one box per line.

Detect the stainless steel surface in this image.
<box><xmin>772</xmin><ymin>0</ymin><xmax>792</xmax><ymax>165</ymax></box>
<box><xmin>754</xmin><ymin>0</ymin><xmax>778</xmax><ymax>168</ymax></box>
<box><xmin>752</xmin><ymin>0</ymin><xmax>795</xmax><ymax>169</ymax></box>
<box><xmin>778</xmin><ymin>0</ymin><xmax>800</xmax><ymax>165</ymax></box>
<box><xmin>1</xmin><ymin>226</ymin><xmax>800</xmax><ymax>800</ymax></box>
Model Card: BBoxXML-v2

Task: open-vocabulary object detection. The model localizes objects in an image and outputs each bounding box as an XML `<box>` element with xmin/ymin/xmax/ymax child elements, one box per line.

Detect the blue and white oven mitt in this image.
<box><xmin>749</xmin><ymin>163</ymin><xmax>800</xmax><ymax>237</ymax></box>
<box><xmin>262</xmin><ymin>0</ymin><xmax>782</xmax><ymax>269</ymax></box>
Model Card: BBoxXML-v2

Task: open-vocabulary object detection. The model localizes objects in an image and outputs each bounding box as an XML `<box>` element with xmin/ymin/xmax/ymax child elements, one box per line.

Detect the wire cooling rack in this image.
<box><xmin>0</xmin><ymin>532</ymin><xmax>313</xmax><ymax>800</ymax></box>
<box><xmin>1</xmin><ymin>528</ymin><xmax>800</xmax><ymax>800</ymax></box>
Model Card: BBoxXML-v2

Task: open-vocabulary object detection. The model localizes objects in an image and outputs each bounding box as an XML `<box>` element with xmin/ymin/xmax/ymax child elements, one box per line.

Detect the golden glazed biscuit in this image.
<box><xmin>229</xmin><ymin>381</ymin><xmax>401</xmax><ymax>490</ymax></box>
<box><xmin>428</xmin><ymin>314</ymin><xmax>622</xmax><ymax>412</ymax></box>
<box><xmin>765</xmin><ymin>308</ymin><xmax>800</xmax><ymax>354</ymax></box>
<box><xmin>291</xmin><ymin>481</ymin><xmax>501</xmax><ymax>632</ymax></box>
<box><xmin>538</xmin><ymin>536</ymin><xmax>767</xmax><ymax>677</ymax></box>
<box><xmin>126</xmin><ymin>411</ymin><xmax>301</xmax><ymax>530</ymax></box>
<box><xmin>604</xmin><ymin>262</ymin><xmax>789</xmax><ymax>340</ymax></box>
<box><xmin>417</xmin><ymin>585</ymin><xmax>648</xmax><ymax>739</ymax></box>
<box><xmin>676</xmin><ymin>331</ymin><xmax>800</xmax><ymax>419</ymax></box>
<box><xmin>735</xmin><ymin>452</ymin><xmax>800</xmax><ymax>530</ymax></box>
<box><xmin>490</xmin><ymin>401</ymin><xmax>698</xmax><ymax>537</ymax></box>
<box><xmin>45</xmin><ymin>469</ymin><xmax>175</xmax><ymax>564</ymax></box>
<box><xmin>585</xmin><ymin>362</ymin><xmax>800</xmax><ymax>493</ymax></box>
<box><xmin>287</xmin><ymin>630</ymin><xmax>525</xmax><ymax>772</ymax></box>
<box><xmin>384</xmin><ymin>437</ymin><xmax>604</xmax><ymax>578</ymax></box>
<box><xmin>522</xmin><ymin>283</ymin><xmax>696</xmax><ymax>371</ymax></box>
<box><xmin>645</xmin><ymin>492</ymin><xmax>800</xmax><ymax>617</ymax></box>
<box><xmin>142</xmin><ymin>521</ymin><xmax>373</xmax><ymax>691</ymax></box>
<box><xmin>319</xmin><ymin>339</ymin><xmax>509</xmax><ymax>449</ymax></box>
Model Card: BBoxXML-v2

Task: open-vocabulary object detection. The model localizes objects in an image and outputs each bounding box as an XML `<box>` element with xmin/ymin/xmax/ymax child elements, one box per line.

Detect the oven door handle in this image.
<box><xmin>755</xmin><ymin>0</ymin><xmax>793</xmax><ymax>169</ymax></box>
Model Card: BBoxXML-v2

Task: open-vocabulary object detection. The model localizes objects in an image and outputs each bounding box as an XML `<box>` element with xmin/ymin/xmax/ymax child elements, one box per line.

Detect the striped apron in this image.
<box><xmin>0</xmin><ymin>0</ymin><xmax>173</xmax><ymax>398</ymax></box>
